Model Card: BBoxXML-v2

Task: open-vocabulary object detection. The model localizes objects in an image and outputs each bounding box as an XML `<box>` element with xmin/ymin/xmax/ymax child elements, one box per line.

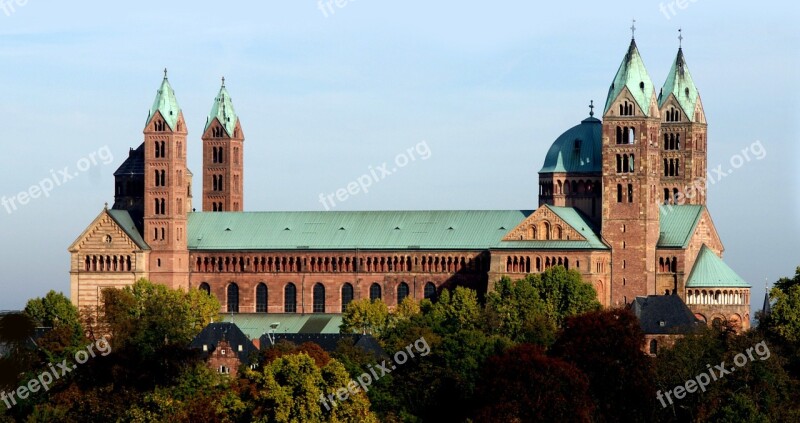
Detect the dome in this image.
<box><xmin>539</xmin><ymin>116</ymin><xmax>602</xmax><ymax>174</ymax></box>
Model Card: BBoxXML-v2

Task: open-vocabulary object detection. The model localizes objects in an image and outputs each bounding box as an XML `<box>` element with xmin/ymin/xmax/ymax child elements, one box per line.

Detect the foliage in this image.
<box><xmin>339</xmin><ymin>299</ymin><xmax>389</xmax><ymax>336</ymax></box>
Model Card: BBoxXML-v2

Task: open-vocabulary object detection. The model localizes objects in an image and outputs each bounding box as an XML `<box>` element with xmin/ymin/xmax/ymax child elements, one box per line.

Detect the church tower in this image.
<box><xmin>143</xmin><ymin>71</ymin><xmax>191</xmax><ymax>291</ymax></box>
<box><xmin>202</xmin><ymin>78</ymin><xmax>244</xmax><ymax>212</ymax></box>
<box><xmin>658</xmin><ymin>43</ymin><xmax>707</xmax><ymax>204</ymax></box>
<box><xmin>601</xmin><ymin>36</ymin><xmax>662</xmax><ymax>305</ymax></box>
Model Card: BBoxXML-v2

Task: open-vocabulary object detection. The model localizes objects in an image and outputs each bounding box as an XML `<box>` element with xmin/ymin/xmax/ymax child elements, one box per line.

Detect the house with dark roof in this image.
<box><xmin>260</xmin><ymin>333</ymin><xmax>385</xmax><ymax>358</ymax></box>
<box><xmin>190</xmin><ymin>322</ymin><xmax>257</xmax><ymax>377</ymax></box>
<box><xmin>631</xmin><ymin>295</ymin><xmax>702</xmax><ymax>356</ymax></box>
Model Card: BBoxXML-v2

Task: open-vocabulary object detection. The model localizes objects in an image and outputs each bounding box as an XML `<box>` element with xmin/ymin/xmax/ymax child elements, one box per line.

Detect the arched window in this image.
<box><xmin>649</xmin><ymin>339</ymin><xmax>658</xmax><ymax>355</ymax></box>
<box><xmin>341</xmin><ymin>283</ymin><xmax>354</xmax><ymax>312</ymax></box>
<box><xmin>424</xmin><ymin>282</ymin><xmax>437</xmax><ymax>300</ymax></box>
<box><xmin>370</xmin><ymin>283</ymin><xmax>382</xmax><ymax>301</ymax></box>
<box><xmin>397</xmin><ymin>282</ymin><xmax>410</xmax><ymax>305</ymax></box>
<box><xmin>227</xmin><ymin>283</ymin><xmax>239</xmax><ymax>313</ymax></box>
<box><xmin>256</xmin><ymin>283</ymin><xmax>268</xmax><ymax>313</ymax></box>
<box><xmin>313</xmin><ymin>283</ymin><xmax>325</xmax><ymax>313</ymax></box>
<box><xmin>627</xmin><ymin>184</ymin><xmax>633</xmax><ymax>203</ymax></box>
<box><xmin>617</xmin><ymin>184</ymin><xmax>623</xmax><ymax>203</ymax></box>
<box><xmin>284</xmin><ymin>283</ymin><xmax>297</xmax><ymax>313</ymax></box>
<box><xmin>622</xmin><ymin>154</ymin><xmax>629</xmax><ymax>173</ymax></box>
<box><xmin>616</xmin><ymin>126</ymin><xmax>622</xmax><ymax>144</ymax></box>
<box><xmin>199</xmin><ymin>282</ymin><xmax>210</xmax><ymax>295</ymax></box>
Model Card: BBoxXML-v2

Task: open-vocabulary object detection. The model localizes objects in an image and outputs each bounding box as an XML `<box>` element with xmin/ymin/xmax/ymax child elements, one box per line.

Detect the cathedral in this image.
<box><xmin>68</xmin><ymin>36</ymin><xmax>751</xmax><ymax>329</ymax></box>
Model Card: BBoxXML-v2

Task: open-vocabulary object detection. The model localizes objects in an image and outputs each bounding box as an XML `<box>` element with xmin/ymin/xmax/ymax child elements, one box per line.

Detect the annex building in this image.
<box><xmin>68</xmin><ymin>36</ymin><xmax>752</xmax><ymax>329</ymax></box>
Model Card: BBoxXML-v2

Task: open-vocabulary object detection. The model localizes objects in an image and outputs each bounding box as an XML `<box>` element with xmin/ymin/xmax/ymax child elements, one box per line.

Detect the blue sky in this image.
<box><xmin>0</xmin><ymin>1</ymin><xmax>797</xmax><ymax>317</ymax></box>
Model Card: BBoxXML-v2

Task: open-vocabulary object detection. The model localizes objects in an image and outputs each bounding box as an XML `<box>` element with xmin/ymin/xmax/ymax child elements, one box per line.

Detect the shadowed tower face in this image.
<box><xmin>202</xmin><ymin>78</ymin><xmax>244</xmax><ymax>212</ymax></box>
<box><xmin>143</xmin><ymin>70</ymin><xmax>191</xmax><ymax>290</ymax></box>
<box><xmin>601</xmin><ymin>38</ymin><xmax>662</xmax><ymax>305</ymax></box>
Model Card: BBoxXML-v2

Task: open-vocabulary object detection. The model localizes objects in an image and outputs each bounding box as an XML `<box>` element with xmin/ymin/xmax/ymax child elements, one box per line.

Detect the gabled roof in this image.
<box><xmin>539</xmin><ymin>116</ymin><xmax>602</xmax><ymax>174</ymax></box>
<box><xmin>658</xmin><ymin>205</ymin><xmax>704</xmax><ymax>248</ymax></box>
<box><xmin>188</xmin><ymin>210</ymin><xmax>532</xmax><ymax>251</ymax></box>
<box><xmin>113</xmin><ymin>143</ymin><xmax>145</xmax><ymax>177</ymax></box>
<box><xmin>107</xmin><ymin>209</ymin><xmax>149</xmax><ymax>250</ymax></box>
<box><xmin>658</xmin><ymin>48</ymin><xmax>701</xmax><ymax>121</ymax></box>
<box><xmin>685</xmin><ymin>245</ymin><xmax>749</xmax><ymax>288</ymax></box>
<box><xmin>190</xmin><ymin>322</ymin><xmax>257</xmax><ymax>362</ymax></box>
<box><xmin>630</xmin><ymin>295</ymin><xmax>702</xmax><ymax>335</ymax></box>
<box><xmin>604</xmin><ymin>39</ymin><xmax>657</xmax><ymax>117</ymax></box>
<box><xmin>146</xmin><ymin>75</ymin><xmax>181</xmax><ymax>131</ymax></box>
<box><xmin>497</xmin><ymin>205</ymin><xmax>607</xmax><ymax>250</ymax></box>
<box><xmin>205</xmin><ymin>81</ymin><xmax>239</xmax><ymax>136</ymax></box>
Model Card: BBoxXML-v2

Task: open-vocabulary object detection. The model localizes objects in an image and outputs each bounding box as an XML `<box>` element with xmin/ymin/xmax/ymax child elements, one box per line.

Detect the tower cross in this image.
<box><xmin>589</xmin><ymin>100</ymin><xmax>595</xmax><ymax>117</ymax></box>
<box><xmin>631</xmin><ymin>19</ymin><xmax>636</xmax><ymax>39</ymax></box>
<box><xmin>678</xmin><ymin>28</ymin><xmax>683</xmax><ymax>48</ymax></box>
<box><xmin>163</xmin><ymin>68</ymin><xmax>168</xmax><ymax>79</ymax></box>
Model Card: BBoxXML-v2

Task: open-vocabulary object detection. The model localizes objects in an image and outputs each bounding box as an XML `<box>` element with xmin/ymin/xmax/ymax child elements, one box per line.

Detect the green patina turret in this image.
<box><xmin>146</xmin><ymin>69</ymin><xmax>181</xmax><ymax>130</ymax></box>
<box><xmin>205</xmin><ymin>77</ymin><xmax>239</xmax><ymax>136</ymax></box>
<box><xmin>604</xmin><ymin>39</ymin><xmax>656</xmax><ymax>117</ymax></box>
<box><xmin>658</xmin><ymin>48</ymin><xmax>701</xmax><ymax>121</ymax></box>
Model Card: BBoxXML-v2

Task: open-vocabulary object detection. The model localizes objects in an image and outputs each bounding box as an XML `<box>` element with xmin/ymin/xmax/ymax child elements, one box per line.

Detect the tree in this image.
<box><xmin>471</xmin><ymin>344</ymin><xmax>594</xmax><ymax>422</ymax></box>
<box><xmin>550</xmin><ymin>308</ymin><xmax>656</xmax><ymax>423</ymax></box>
<box><xmin>767</xmin><ymin>285</ymin><xmax>800</xmax><ymax>343</ymax></box>
<box><xmin>24</xmin><ymin>291</ymin><xmax>86</xmax><ymax>361</ymax></box>
<box><xmin>101</xmin><ymin>279</ymin><xmax>220</xmax><ymax>356</ymax></box>
<box><xmin>340</xmin><ymin>299</ymin><xmax>389</xmax><ymax>336</ymax></box>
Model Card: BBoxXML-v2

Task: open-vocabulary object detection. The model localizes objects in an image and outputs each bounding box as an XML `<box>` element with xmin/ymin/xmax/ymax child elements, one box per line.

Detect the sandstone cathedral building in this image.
<box><xmin>68</xmin><ymin>36</ymin><xmax>752</xmax><ymax>330</ymax></box>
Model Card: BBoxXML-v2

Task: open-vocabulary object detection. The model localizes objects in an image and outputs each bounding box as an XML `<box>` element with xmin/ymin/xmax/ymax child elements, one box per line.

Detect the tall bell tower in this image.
<box><xmin>202</xmin><ymin>78</ymin><xmax>244</xmax><ymax>212</ymax></box>
<box><xmin>658</xmin><ymin>41</ymin><xmax>707</xmax><ymax>205</ymax></box>
<box><xmin>143</xmin><ymin>70</ymin><xmax>190</xmax><ymax>291</ymax></box>
<box><xmin>601</xmin><ymin>34</ymin><xmax>662</xmax><ymax>305</ymax></box>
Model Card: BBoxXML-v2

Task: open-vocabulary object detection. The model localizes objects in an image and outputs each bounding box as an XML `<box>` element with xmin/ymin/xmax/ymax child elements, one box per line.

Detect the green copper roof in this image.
<box><xmin>604</xmin><ymin>39</ymin><xmax>656</xmax><ymax>117</ymax></box>
<box><xmin>686</xmin><ymin>245</ymin><xmax>749</xmax><ymax>288</ymax></box>
<box><xmin>205</xmin><ymin>81</ymin><xmax>238</xmax><ymax>136</ymax></box>
<box><xmin>147</xmin><ymin>75</ymin><xmax>181</xmax><ymax>131</ymax></box>
<box><xmin>658</xmin><ymin>205</ymin><xmax>704</xmax><ymax>248</ymax></box>
<box><xmin>108</xmin><ymin>209</ymin><xmax>149</xmax><ymax>250</ymax></box>
<box><xmin>188</xmin><ymin>210</ymin><xmax>533</xmax><ymax>251</ymax></box>
<box><xmin>658</xmin><ymin>48</ymin><xmax>700</xmax><ymax>121</ymax></box>
<box><xmin>224</xmin><ymin>314</ymin><xmax>343</xmax><ymax>338</ymax></box>
<box><xmin>539</xmin><ymin>117</ymin><xmax>602</xmax><ymax>174</ymax></box>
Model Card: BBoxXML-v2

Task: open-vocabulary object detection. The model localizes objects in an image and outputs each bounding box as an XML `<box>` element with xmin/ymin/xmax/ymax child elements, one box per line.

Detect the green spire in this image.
<box><xmin>205</xmin><ymin>77</ymin><xmax>238</xmax><ymax>136</ymax></box>
<box><xmin>658</xmin><ymin>48</ymin><xmax>701</xmax><ymax>121</ymax></box>
<box><xmin>604</xmin><ymin>39</ymin><xmax>656</xmax><ymax>117</ymax></box>
<box><xmin>147</xmin><ymin>69</ymin><xmax>181</xmax><ymax>130</ymax></box>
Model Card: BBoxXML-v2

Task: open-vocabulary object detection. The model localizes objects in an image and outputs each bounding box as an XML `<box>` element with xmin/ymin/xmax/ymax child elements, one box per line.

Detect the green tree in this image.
<box><xmin>24</xmin><ymin>290</ymin><xmax>86</xmax><ymax>361</ymax></box>
<box><xmin>340</xmin><ymin>299</ymin><xmax>389</xmax><ymax>336</ymax></box>
<box><xmin>101</xmin><ymin>279</ymin><xmax>220</xmax><ymax>356</ymax></box>
<box><xmin>767</xmin><ymin>285</ymin><xmax>800</xmax><ymax>343</ymax></box>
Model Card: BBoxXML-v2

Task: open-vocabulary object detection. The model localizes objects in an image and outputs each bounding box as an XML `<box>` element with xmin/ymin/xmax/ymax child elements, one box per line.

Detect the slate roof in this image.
<box><xmin>630</xmin><ymin>295</ymin><xmax>702</xmax><ymax>335</ymax></box>
<box><xmin>685</xmin><ymin>245</ymin><xmax>750</xmax><ymax>288</ymax></box>
<box><xmin>113</xmin><ymin>143</ymin><xmax>145</xmax><ymax>177</ymax></box>
<box><xmin>190</xmin><ymin>322</ymin><xmax>257</xmax><ymax>362</ymax></box>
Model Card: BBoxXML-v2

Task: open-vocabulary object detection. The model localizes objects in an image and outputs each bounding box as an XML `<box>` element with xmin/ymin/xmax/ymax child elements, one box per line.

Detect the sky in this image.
<box><xmin>0</xmin><ymin>1</ymin><xmax>798</xmax><ymax>318</ymax></box>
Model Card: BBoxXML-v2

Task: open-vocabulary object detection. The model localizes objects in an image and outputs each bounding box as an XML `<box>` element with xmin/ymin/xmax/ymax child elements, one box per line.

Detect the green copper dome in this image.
<box><xmin>539</xmin><ymin>116</ymin><xmax>602</xmax><ymax>174</ymax></box>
